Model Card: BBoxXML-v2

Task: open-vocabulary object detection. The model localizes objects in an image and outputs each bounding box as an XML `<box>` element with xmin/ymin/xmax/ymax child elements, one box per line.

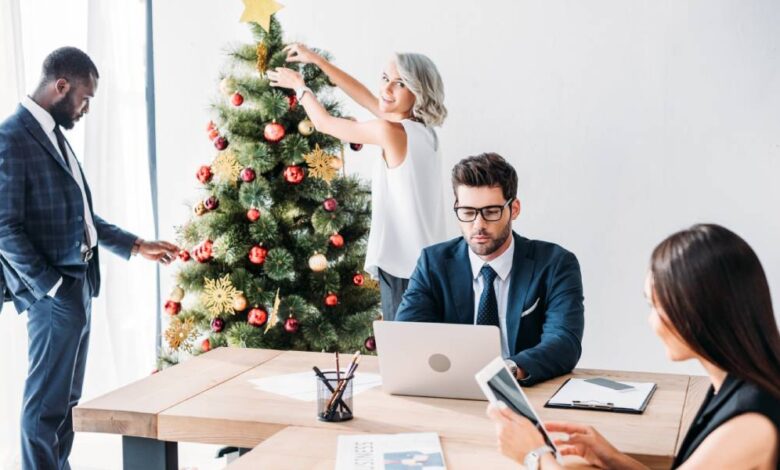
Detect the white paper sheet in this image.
<box><xmin>248</xmin><ymin>371</ymin><xmax>382</xmax><ymax>401</ymax></box>
<box><xmin>336</xmin><ymin>432</ymin><xmax>446</xmax><ymax>470</ymax></box>
<box><xmin>547</xmin><ymin>378</ymin><xmax>655</xmax><ymax>410</ymax></box>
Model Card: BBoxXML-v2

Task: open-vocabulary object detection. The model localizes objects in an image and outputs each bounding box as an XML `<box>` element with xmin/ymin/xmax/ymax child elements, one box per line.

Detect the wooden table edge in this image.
<box><xmin>73</xmin><ymin>348</ymin><xmax>285</xmax><ymax>439</ymax></box>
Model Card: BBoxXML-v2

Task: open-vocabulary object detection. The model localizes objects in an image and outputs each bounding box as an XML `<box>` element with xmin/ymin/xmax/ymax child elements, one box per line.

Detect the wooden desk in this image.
<box><xmin>225</xmin><ymin>426</ymin><xmax>598</xmax><ymax>470</ymax></box>
<box><xmin>74</xmin><ymin>348</ymin><xmax>709</xmax><ymax>470</ymax></box>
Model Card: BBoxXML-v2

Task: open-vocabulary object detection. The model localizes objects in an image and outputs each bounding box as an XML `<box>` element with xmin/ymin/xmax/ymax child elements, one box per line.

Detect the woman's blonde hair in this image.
<box><xmin>394</xmin><ymin>52</ymin><xmax>447</xmax><ymax>127</ymax></box>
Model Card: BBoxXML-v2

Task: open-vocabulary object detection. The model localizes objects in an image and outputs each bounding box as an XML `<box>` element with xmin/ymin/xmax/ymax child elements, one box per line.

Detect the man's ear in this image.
<box><xmin>54</xmin><ymin>78</ymin><xmax>70</xmax><ymax>96</ymax></box>
<box><xmin>511</xmin><ymin>198</ymin><xmax>521</xmax><ymax>220</ymax></box>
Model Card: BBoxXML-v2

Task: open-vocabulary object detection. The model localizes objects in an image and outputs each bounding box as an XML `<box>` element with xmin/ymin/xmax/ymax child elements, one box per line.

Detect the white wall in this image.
<box><xmin>154</xmin><ymin>0</ymin><xmax>780</xmax><ymax>376</ymax></box>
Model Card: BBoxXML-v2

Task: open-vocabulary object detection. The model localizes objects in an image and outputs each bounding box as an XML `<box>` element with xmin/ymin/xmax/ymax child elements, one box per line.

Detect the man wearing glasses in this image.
<box><xmin>396</xmin><ymin>153</ymin><xmax>584</xmax><ymax>385</ymax></box>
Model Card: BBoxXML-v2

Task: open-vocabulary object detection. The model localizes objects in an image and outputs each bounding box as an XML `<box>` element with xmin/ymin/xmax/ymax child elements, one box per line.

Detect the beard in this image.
<box><xmin>466</xmin><ymin>219</ymin><xmax>513</xmax><ymax>257</ymax></box>
<box><xmin>50</xmin><ymin>89</ymin><xmax>77</xmax><ymax>129</ymax></box>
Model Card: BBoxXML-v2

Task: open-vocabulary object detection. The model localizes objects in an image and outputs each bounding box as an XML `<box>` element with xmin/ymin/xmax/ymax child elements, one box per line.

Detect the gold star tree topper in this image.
<box><xmin>240</xmin><ymin>0</ymin><xmax>284</xmax><ymax>32</ymax></box>
<box><xmin>304</xmin><ymin>144</ymin><xmax>339</xmax><ymax>182</ymax></box>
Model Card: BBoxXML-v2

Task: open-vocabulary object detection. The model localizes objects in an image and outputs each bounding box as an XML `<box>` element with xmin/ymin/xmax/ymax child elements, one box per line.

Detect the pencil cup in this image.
<box><xmin>316</xmin><ymin>371</ymin><xmax>354</xmax><ymax>422</ymax></box>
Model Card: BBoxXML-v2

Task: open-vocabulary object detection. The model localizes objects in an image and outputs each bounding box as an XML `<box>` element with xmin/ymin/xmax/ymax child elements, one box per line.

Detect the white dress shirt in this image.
<box><xmin>21</xmin><ymin>96</ymin><xmax>98</xmax><ymax>297</ymax></box>
<box><xmin>469</xmin><ymin>236</ymin><xmax>515</xmax><ymax>358</ymax></box>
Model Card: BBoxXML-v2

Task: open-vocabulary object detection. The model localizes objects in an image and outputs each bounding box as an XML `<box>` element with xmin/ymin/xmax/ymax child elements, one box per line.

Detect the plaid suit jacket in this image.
<box><xmin>0</xmin><ymin>105</ymin><xmax>138</xmax><ymax>313</ymax></box>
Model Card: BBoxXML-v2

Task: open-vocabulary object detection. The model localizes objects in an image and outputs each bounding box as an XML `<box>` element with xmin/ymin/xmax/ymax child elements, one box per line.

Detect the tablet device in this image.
<box><xmin>475</xmin><ymin>357</ymin><xmax>560</xmax><ymax>460</ymax></box>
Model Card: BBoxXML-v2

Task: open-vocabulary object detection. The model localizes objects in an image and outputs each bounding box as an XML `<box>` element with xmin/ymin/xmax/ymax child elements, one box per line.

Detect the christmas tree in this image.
<box><xmin>160</xmin><ymin>13</ymin><xmax>380</xmax><ymax>365</ymax></box>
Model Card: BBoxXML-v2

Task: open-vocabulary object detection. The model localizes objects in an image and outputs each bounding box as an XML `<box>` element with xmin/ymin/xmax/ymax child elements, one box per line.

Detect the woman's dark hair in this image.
<box><xmin>651</xmin><ymin>224</ymin><xmax>780</xmax><ymax>399</ymax></box>
<box><xmin>451</xmin><ymin>152</ymin><xmax>517</xmax><ymax>202</ymax></box>
<box><xmin>40</xmin><ymin>46</ymin><xmax>99</xmax><ymax>85</ymax></box>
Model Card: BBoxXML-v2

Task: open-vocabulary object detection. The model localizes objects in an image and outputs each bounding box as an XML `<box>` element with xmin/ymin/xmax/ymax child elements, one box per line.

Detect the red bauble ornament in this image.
<box><xmin>211</xmin><ymin>317</ymin><xmax>225</xmax><ymax>332</ymax></box>
<box><xmin>240</xmin><ymin>167</ymin><xmax>256</xmax><ymax>183</ymax></box>
<box><xmin>164</xmin><ymin>300</ymin><xmax>181</xmax><ymax>316</ymax></box>
<box><xmin>204</xmin><ymin>196</ymin><xmax>219</xmax><ymax>211</ymax></box>
<box><xmin>323</xmin><ymin>198</ymin><xmax>338</xmax><ymax>212</ymax></box>
<box><xmin>194</xmin><ymin>239</ymin><xmax>214</xmax><ymax>263</ymax></box>
<box><xmin>249</xmin><ymin>245</ymin><xmax>268</xmax><ymax>265</ymax></box>
<box><xmin>324</xmin><ymin>293</ymin><xmax>339</xmax><ymax>307</ymax></box>
<box><xmin>288</xmin><ymin>94</ymin><xmax>298</xmax><ymax>109</ymax></box>
<box><xmin>364</xmin><ymin>335</ymin><xmax>376</xmax><ymax>351</ymax></box>
<box><xmin>214</xmin><ymin>136</ymin><xmax>229</xmax><ymax>150</ymax></box>
<box><xmin>202</xmin><ymin>338</ymin><xmax>212</xmax><ymax>352</ymax></box>
<box><xmin>283</xmin><ymin>165</ymin><xmax>305</xmax><ymax>185</ymax></box>
<box><xmin>353</xmin><ymin>273</ymin><xmax>365</xmax><ymax>286</ymax></box>
<box><xmin>207</xmin><ymin>121</ymin><xmax>216</xmax><ymax>132</ymax></box>
<box><xmin>247</xmin><ymin>208</ymin><xmax>261</xmax><ymax>222</ymax></box>
<box><xmin>284</xmin><ymin>316</ymin><xmax>300</xmax><ymax>333</ymax></box>
<box><xmin>196</xmin><ymin>165</ymin><xmax>213</xmax><ymax>184</ymax></box>
<box><xmin>248</xmin><ymin>307</ymin><xmax>268</xmax><ymax>327</ymax></box>
<box><xmin>231</xmin><ymin>92</ymin><xmax>244</xmax><ymax>107</ymax></box>
<box><xmin>329</xmin><ymin>233</ymin><xmax>344</xmax><ymax>248</ymax></box>
<box><xmin>349</xmin><ymin>142</ymin><xmax>363</xmax><ymax>151</ymax></box>
<box><xmin>264</xmin><ymin>121</ymin><xmax>285</xmax><ymax>143</ymax></box>
<box><xmin>178</xmin><ymin>250</ymin><xmax>191</xmax><ymax>262</ymax></box>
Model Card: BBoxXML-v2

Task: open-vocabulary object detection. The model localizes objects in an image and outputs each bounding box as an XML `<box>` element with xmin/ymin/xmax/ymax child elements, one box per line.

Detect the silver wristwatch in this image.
<box><xmin>524</xmin><ymin>445</ymin><xmax>554</xmax><ymax>470</ymax></box>
<box><xmin>504</xmin><ymin>359</ymin><xmax>519</xmax><ymax>378</ymax></box>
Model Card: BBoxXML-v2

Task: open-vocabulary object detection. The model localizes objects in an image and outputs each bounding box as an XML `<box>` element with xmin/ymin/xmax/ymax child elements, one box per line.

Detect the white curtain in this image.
<box><xmin>0</xmin><ymin>0</ymin><xmax>155</xmax><ymax>468</ymax></box>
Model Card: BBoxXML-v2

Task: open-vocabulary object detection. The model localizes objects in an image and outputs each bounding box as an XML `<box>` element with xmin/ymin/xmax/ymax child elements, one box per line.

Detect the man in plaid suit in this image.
<box><xmin>0</xmin><ymin>47</ymin><xmax>179</xmax><ymax>470</ymax></box>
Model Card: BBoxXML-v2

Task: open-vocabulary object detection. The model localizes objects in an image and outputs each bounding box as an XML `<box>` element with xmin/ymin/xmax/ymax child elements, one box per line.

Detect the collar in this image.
<box><xmin>468</xmin><ymin>235</ymin><xmax>515</xmax><ymax>282</ymax></box>
<box><xmin>21</xmin><ymin>95</ymin><xmax>57</xmax><ymax>135</ymax></box>
<box><xmin>700</xmin><ymin>374</ymin><xmax>743</xmax><ymax>419</ymax></box>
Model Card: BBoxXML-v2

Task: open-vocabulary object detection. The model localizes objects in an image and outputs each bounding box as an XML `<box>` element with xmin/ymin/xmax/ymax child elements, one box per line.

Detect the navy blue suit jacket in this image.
<box><xmin>395</xmin><ymin>232</ymin><xmax>585</xmax><ymax>385</ymax></box>
<box><xmin>0</xmin><ymin>105</ymin><xmax>137</xmax><ymax>313</ymax></box>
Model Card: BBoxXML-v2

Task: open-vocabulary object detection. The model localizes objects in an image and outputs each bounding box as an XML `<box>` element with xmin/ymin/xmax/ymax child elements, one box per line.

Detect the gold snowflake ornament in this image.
<box><xmin>202</xmin><ymin>275</ymin><xmax>242</xmax><ymax>318</ymax></box>
<box><xmin>304</xmin><ymin>145</ymin><xmax>338</xmax><ymax>182</ymax></box>
<box><xmin>265</xmin><ymin>288</ymin><xmax>282</xmax><ymax>333</ymax></box>
<box><xmin>165</xmin><ymin>316</ymin><xmax>198</xmax><ymax>351</ymax></box>
<box><xmin>212</xmin><ymin>151</ymin><xmax>243</xmax><ymax>184</ymax></box>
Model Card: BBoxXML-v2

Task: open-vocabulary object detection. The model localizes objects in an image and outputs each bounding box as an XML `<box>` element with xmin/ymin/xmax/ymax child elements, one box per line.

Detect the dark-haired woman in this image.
<box><xmin>487</xmin><ymin>224</ymin><xmax>780</xmax><ymax>469</ymax></box>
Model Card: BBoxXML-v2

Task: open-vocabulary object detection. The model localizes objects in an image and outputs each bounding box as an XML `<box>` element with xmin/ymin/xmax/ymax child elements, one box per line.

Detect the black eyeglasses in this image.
<box><xmin>454</xmin><ymin>198</ymin><xmax>514</xmax><ymax>222</ymax></box>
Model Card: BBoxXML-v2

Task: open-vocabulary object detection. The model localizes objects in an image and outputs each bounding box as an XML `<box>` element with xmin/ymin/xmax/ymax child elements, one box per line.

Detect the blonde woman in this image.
<box><xmin>268</xmin><ymin>45</ymin><xmax>448</xmax><ymax>321</ymax></box>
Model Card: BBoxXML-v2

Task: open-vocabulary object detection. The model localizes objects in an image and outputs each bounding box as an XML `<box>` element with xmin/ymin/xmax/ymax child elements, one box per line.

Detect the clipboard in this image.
<box><xmin>544</xmin><ymin>378</ymin><xmax>657</xmax><ymax>414</ymax></box>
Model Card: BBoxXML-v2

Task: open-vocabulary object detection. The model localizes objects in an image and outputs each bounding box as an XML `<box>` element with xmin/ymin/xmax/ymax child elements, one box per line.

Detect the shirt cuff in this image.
<box><xmin>47</xmin><ymin>277</ymin><xmax>63</xmax><ymax>298</ymax></box>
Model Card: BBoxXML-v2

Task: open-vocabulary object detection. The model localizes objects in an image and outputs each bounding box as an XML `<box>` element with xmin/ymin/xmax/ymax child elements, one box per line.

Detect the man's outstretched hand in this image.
<box><xmin>138</xmin><ymin>240</ymin><xmax>179</xmax><ymax>265</ymax></box>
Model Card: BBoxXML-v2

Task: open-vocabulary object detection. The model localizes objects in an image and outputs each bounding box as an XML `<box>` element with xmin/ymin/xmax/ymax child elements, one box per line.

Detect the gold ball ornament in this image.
<box><xmin>232</xmin><ymin>293</ymin><xmax>248</xmax><ymax>312</ymax></box>
<box><xmin>193</xmin><ymin>201</ymin><xmax>207</xmax><ymax>216</ymax></box>
<box><xmin>170</xmin><ymin>286</ymin><xmax>185</xmax><ymax>302</ymax></box>
<box><xmin>308</xmin><ymin>253</ymin><xmax>328</xmax><ymax>272</ymax></box>
<box><xmin>219</xmin><ymin>77</ymin><xmax>236</xmax><ymax>96</ymax></box>
<box><xmin>298</xmin><ymin>119</ymin><xmax>315</xmax><ymax>136</ymax></box>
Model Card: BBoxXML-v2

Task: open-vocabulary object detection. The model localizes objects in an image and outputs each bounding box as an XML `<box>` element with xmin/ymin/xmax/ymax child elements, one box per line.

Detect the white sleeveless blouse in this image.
<box><xmin>364</xmin><ymin>119</ymin><xmax>447</xmax><ymax>279</ymax></box>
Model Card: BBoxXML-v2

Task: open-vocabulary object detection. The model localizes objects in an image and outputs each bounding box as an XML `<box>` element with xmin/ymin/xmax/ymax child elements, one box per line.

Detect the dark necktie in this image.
<box><xmin>53</xmin><ymin>125</ymin><xmax>71</xmax><ymax>171</ymax></box>
<box><xmin>476</xmin><ymin>265</ymin><xmax>499</xmax><ymax>327</ymax></box>
<box><xmin>54</xmin><ymin>125</ymin><xmax>93</xmax><ymax>260</ymax></box>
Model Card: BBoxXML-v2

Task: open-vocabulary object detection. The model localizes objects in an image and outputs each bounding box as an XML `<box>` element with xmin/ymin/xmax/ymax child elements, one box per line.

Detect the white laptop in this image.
<box><xmin>373</xmin><ymin>320</ymin><xmax>502</xmax><ymax>400</ymax></box>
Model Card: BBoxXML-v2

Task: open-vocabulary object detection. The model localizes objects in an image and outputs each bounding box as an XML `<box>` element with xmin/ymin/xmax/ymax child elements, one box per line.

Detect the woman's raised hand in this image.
<box><xmin>267</xmin><ymin>67</ymin><xmax>305</xmax><ymax>90</ymax></box>
<box><xmin>284</xmin><ymin>43</ymin><xmax>320</xmax><ymax>65</ymax></box>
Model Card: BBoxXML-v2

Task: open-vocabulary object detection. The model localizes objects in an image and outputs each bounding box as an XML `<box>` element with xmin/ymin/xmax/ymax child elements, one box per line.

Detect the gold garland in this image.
<box><xmin>257</xmin><ymin>42</ymin><xmax>268</xmax><ymax>74</ymax></box>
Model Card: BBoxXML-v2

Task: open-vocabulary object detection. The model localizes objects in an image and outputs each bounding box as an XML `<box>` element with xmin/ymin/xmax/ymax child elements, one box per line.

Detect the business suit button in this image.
<box><xmin>77</xmin><ymin>216</ymin><xmax>83</xmax><ymax>221</ymax></box>
<box><xmin>75</xmin><ymin>241</ymin><xmax>80</xmax><ymax>247</ymax></box>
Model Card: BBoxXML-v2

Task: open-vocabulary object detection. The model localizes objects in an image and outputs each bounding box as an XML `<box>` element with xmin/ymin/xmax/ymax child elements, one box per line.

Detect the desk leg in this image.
<box><xmin>122</xmin><ymin>436</ymin><xmax>178</xmax><ymax>470</ymax></box>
